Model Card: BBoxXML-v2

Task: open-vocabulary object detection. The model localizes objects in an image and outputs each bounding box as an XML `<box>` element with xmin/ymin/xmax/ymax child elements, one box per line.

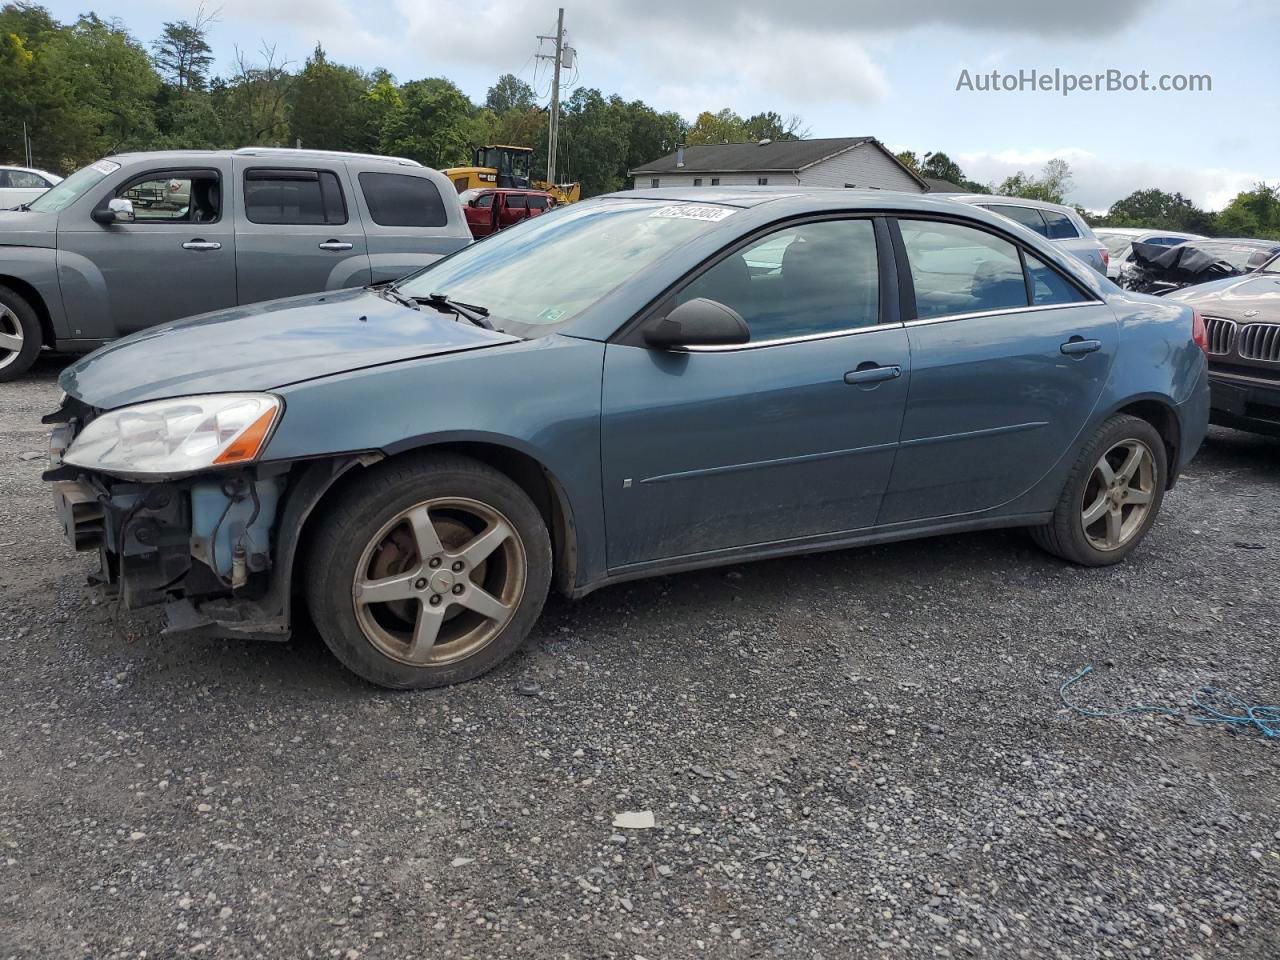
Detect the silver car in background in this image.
<box><xmin>1095</xmin><ymin>227</ymin><xmax>1205</xmax><ymax>281</ymax></box>
<box><xmin>946</xmin><ymin>194</ymin><xmax>1110</xmax><ymax>275</ymax></box>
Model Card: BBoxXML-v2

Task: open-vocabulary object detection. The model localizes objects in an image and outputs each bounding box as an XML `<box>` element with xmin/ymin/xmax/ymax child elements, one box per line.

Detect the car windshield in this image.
<box><xmin>396</xmin><ymin>198</ymin><xmax>735</xmax><ymax>337</ymax></box>
<box><xmin>27</xmin><ymin>159</ymin><xmax>119</xmax><ymax>213</ymax></box>
<box><xmin>1258</xmin><ymin>252</ymin><xmax>1280</xmax><ymax>275</ymax></box>
<box><xmin>1099</xmin><ymin>234</ymin><xmax>1133</xmax><ymax>257</ymax></box>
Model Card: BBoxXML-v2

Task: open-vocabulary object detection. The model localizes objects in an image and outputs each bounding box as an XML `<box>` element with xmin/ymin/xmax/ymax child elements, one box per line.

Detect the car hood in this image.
<box><xmin>1165</xmin><ymin>272</ymin><xmax>1280</xmax><ymax>321</ymax></box>
<box><xmin>0</xmin><ymin>208</ymin><xmax>58</xmax><ymax>247</ymax></box>
<box><xmin>60</xmin><ymin>287</ymin><xmax>520</xmax><ymax>409</ymax></box>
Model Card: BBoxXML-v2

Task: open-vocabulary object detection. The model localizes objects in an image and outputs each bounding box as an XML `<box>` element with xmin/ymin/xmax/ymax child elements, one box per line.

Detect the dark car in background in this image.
<box><xmin>0</xmin><ymin>148</ymin><xmax>471</xmax><ymax>380</ymax></box>
<box><xmin>1166</xmin><ymin>251</ymin><xmax>1280</xmax><ymax>435</ymax></box>
<box><xmin>459</xmin><ymin>187</ymin><xmax>556</xmax><ymax>238</ymax></box>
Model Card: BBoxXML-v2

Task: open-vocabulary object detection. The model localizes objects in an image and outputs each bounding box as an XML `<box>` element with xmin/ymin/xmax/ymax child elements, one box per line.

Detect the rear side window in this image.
<box><xmin>899</xmin><ymin>219</ymin><xmax>1028</xmax><ymax>318</ymax></box>
<box><xmin>985</xmin><ymin>204</ymin><xmax>1049</xmax><ymax>237</ymax></box>
<box><xmin>244</xmin><ymin>169</ymin><xmax>347</xmax><ymax>225</ymax></box>
<box><xmin>359</xmin><ymin>172</ymin><xmax>447</xmax><ymax>227</ymax></box>
<box><xmin>1025</xmin><ymin>251</ymin><xmax>1088</xmax><ymax>305</ymax></box>
<box><xmin>1041</xmin><ymin>209</ymin><xmax>1079</xmax><ymax>240</ymax></box>
<box><xmin>5</xmin><ymin>170</ymin><xmax>49</xmax><ymax>188</ymax></box>
<box><xmin>527</xmin><ymin>195</ymin><xmax>549</xmax><ymax>210</ymax></box>
<box><xmin>506</xmin><ymin>194</ymin><xmax>528</xmax><ymax>209</ymax></box>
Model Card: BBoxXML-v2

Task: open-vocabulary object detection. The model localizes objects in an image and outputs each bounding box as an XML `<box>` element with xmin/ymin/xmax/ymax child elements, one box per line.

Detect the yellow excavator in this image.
<box><xmin>443</xmin><ymin>145</ymin><xmax>581</xmax><ymax>204</ymax></box>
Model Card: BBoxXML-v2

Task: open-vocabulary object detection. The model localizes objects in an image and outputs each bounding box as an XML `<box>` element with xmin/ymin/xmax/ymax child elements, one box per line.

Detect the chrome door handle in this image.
<box><xmin>1061</xmin><ymin>338</ymin><xmax>1102</xmax><ymax>356</ymax></box>
<box><xmin>844</xmin><ymin>365</ymin><xmax>901</xmax><ymax>385</ymax></box>
<box><xmin>182</xmin><ymin>240</ymin><xmax>221</xmax><ymax>251</ymax></box>
<box><xmin>319</xmin><ymin>240</ymin><xmax>353</xmax><ymax>251</ymax></box>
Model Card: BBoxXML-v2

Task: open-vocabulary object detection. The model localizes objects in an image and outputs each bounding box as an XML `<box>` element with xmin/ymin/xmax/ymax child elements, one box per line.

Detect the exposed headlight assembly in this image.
<box><xmin>63</xmin><ymin>393</ymin><xmax>281</xmax><ymax>478</ymax></box>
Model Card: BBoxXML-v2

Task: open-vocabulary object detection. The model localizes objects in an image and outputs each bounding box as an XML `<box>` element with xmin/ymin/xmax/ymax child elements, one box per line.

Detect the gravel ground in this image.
<box><xmin>1</xmin><ymin>357</ymin><xmax>1278</xmax><ymax>960</ymax></box>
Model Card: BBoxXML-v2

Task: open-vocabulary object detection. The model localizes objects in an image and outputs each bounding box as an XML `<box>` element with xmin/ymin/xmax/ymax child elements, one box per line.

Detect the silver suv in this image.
<box><xmin>944</xmin><ymin>194</ymin><xmax>1109</xmax><ymax>275</ymax></box>
<box><xmin>0</xmin><ymin>148</ymin><xmax>472</xmax><ymax>380</ymax></box>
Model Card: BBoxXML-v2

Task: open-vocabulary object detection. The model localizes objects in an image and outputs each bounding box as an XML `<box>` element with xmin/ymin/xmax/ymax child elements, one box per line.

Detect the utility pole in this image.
<box><xmin>537</xmin><ymin>8</ymin><xmax>565</xmax><ymax>185</ymax></box>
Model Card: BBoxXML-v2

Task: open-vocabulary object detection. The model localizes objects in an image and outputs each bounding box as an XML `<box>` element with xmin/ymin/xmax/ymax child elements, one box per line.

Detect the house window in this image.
<box><xmin>711</xmin><ymin>178</ymin><xmax>720</xmax><ymax>186</ymax></box>
<box><xmin>693</xmin><ymin>178</ymin><xmax>703</xmax><ymax>187</ymax></box>
<box><xmin>757</xmin><ymin>177</ymin><xmax>769</xmax><ymax>185</ymax></box>
<box><xmin>651</xmin><ymin>178</ymin><xmax>659</xmax><ymax>188</ymax></box>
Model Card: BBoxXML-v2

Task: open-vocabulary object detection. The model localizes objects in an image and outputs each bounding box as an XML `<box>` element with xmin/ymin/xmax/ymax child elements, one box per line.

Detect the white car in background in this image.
<box><xmin>945</xmin><ymin>194</ymin><xmax>1110</xmax><ymax>275</ymax></box>
<box><xmin>0</xmin><ymin>166</ymin><xmax>61</xmax><ymax>209</ymax></box>
<box><xmin>1095</xmin><ymin>227</ymin><xmax>1205</xmax><ymax>281</ymax></box>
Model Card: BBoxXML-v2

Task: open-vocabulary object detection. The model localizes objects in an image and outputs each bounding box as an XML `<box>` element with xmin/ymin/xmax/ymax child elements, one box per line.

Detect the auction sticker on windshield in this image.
<box><xmin>648</xmin><ymin>204</ymin><xmax>735</xmax><ymax>222</ymax></box>
<box><xmin>90</xmin><ymin>159</ymin><xmax>121</xmax><ymax>175</ymax></box>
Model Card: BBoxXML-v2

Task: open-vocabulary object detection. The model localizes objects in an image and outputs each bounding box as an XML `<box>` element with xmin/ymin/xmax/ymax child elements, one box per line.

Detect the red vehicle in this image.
<box><xmin>459</xmin><ymin>188</ymin><xmax>555</xmax><ymax>239</ymax></box>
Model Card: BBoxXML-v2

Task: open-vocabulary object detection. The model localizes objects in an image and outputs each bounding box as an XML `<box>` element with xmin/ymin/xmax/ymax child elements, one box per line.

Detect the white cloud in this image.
<box><xmin>956</xmin><ymin>147</ymin><xmax>1265</xmax><ymax>211</ymax></box>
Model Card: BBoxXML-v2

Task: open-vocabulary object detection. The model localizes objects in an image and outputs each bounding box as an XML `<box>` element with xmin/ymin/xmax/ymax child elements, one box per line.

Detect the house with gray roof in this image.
<box><xmin>627</xmin><ymin>137</ymin><xmax>928</xmax><ymax>192</ymax></box>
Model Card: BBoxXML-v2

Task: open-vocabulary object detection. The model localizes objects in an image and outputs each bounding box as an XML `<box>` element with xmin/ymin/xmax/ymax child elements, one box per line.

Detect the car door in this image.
<box><xmin>601</xmin><ymin>216</ymin><xmax>911</xmax><ymax>568</ymax></box>
<box><xmin>498</xmin><ymin>194</ymin><xmax>527</xmax><ymax>230</ymax></box>
<box><xmin>233</xmin><ymin>160</ymin><xmax>370</xmax><ymax>304</ymax></box>
<box><xmin>466</xmin><ymin>193</ymin><xmax>495</xmax><ymax>237</ymax></box>
<box><xmin>56</xmin><ymin>163</ymin><xmax>237</xmax><ymax>336</ymax></box>
<box><xmin>878</xmin><ymin>216</ymin><xmax>1117</xmax><ymax>524</ymax></box>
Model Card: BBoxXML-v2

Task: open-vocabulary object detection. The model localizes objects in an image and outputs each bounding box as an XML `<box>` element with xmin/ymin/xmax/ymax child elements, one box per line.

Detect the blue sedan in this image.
<box><xmin>47</xmin><ymin>189</ymin><xmax>1210</xmax><ymax>688</ymax></box>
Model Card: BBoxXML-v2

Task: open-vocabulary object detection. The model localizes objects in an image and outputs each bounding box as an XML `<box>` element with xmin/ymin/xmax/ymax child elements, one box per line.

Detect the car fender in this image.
<box><xmin>0</xmin><ymin>246</ymin><xmax>70</xmax><ymax>343</ymax></box>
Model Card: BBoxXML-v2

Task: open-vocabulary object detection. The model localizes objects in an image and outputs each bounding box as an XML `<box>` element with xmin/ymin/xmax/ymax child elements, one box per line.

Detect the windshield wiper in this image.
<box><xmin>417</xmin><ymin>292</ymin><xmax>494</xmax><ymax>330</ymax></box>
<box><xmin>376</xmin><ymin>285</ymin><xmax>420</xmax><ymax>311</ymax></box>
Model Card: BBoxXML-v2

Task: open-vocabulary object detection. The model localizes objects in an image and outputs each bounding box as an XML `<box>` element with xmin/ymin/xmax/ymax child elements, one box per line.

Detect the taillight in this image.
<box><xmin>1100</xmin><ymin>247</ymin><xmax>1110</xmax><ymax>269</ymax></box>
<box><xmin>1191</xmin><ymin>309</ymin><xmax>1209</xmax><ymax>355</ymax></box>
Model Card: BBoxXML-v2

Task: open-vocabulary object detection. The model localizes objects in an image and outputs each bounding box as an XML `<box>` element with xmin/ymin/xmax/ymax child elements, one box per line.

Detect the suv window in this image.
<box><xmin>983</xmin><ymin>204</ymin><xmax>1049</xmax><ymax>237</ymax></box>
<box><xmin>506</xmin><ymin>194</ymin><xmax>528</xmax><ymax>209</ymax></box>
<box><xmin>527</xmin><ymin>195</ymin><xmax>549</xmax><ymax>210</ymax></box>
<box><xmin>360</xmin><ymin>172</ymin><xmax>447</xmax><ymax>227</ymax></box>
<box><xmin>119</xmin><ymin>170</ymin><xmax>221</xmax><ymax>223</ymax></box>
<box><xmin>675</xmin><ymin>218</ymin><xmax>880</xmax><ymax>341</ymax></box>
<box><xmin>900</xmin><ymin>219</ymin><xmax>1028</xmax><ymax>317</ymax></box>
<box><xmin>1040</xmin><ymin>209</ymin><xmax>1079</xmax><ymax>240</ymax></box>
<box><xmin>244</xmin><ymin>169</ymin><xmax>346</xmax><ymax>225</ymax></box>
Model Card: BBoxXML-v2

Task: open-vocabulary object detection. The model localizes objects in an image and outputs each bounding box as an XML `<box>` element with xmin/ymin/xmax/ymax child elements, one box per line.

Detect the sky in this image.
<box><xmin>41</xmin><ymin>0</ymin><xmax>1280</xmax><ymax>211</ymax></box>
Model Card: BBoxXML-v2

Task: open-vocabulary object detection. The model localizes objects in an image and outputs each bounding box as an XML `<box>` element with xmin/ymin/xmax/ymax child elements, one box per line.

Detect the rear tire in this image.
<box><xmin>0</xmin><ymin>287</ymin><xmax>42</xmax><ymax>382</ymax></box>
<box><xmin>1031</xmin><ymin>414</ymin><xmax>1167</xmax><ymax>566</ymax></box>
<box><xmin>306</xmin><ymin>452</ymin><xmax>552</xmax><ymax>689</ymax></box>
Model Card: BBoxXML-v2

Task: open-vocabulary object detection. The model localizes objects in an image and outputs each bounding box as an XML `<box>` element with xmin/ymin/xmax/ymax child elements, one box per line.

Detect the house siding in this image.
<box><xmin>634</xmin><ymin>143</ymin><xmax>923</xmax><ymax>192</ymax></box>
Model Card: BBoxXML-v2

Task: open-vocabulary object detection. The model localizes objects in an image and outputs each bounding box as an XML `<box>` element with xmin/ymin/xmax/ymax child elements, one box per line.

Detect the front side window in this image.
<box><xmin>900</xmin><ymin>219</ymin><xmax>1028</xmax><ymax>317</ymax></box>
<box><xmin>675</xmin><ymin>218</ymin><xmax>880</xmax><ymax>341</ymax></box>
<box><xmin>244</xmin><ymin>169</ymin><xmax>346</xmax><ymax>225</ymax></box>
<box><xmin>28</xmin><ymin>159</ymin><xmax>118</xmax><ymax>213</ymax></box>
<box><xmin>1025</xmin><ymin>251</ymin><xmax>1088</xmax><ymax>305</ymax></box>
<box><xmin>6</xmin><ymin>170</ymin><xmax>49</xmax><ymax>189</ymax></box>
<box><xmin>984</xmin><ymin>204</ymin><xmax>1049</xmax><ymax>237</ymax></box>
<box><xmin>474</xmin><ymin>193</ymin><xmax>494</xmax><ymax>209</ymax></box>
<box><xmin>120</xmin><ymin>171</ymin><xmax>221</xmax><ymax>223</ymax></box>
<box><xmin>1041</xmin><ymin>209</ymin><xmax>1079</xmax><ymax>240</ymax></box>
<box><xmin>397</xmin><ymin>198</ymin><xmax>730</xmax><ymax>338</ymax></box>
<box><xmin>359</xmin><ymin>172</ymin><xmax>446</xmax><ymax>227</ymax></box>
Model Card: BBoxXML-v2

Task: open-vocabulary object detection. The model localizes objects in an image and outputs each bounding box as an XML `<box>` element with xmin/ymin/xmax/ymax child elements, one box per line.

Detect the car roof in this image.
<box><xmin>105</xmin><ymin>147</ymin><xmax>422</xmax><ymax>168</ymax></box>
<box><xmin>945</xmin><ymin>193</ymin><xmax>1082</xmax><ymax>215</ymax></box>
<box><xmin>1096</xmin><ymin>227</ymin><xmax>1203</xmax><ymax>239</ymax></box>
<box><xmin>610</xmin><ymin>186</ymin><xmax>991</xmax><ymax>214</ymax></box>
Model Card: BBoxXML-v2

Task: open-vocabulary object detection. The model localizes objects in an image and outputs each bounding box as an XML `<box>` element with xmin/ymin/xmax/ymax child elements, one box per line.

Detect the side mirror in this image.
<box><xmin>644</xmin><ymin>297</ymin><xmax>750</xmax><ymax>349</ymax></box>
<box><xmin>92</xmin><ymin>197</ymin><xmax>134</xmax><ymax>225</ymax></box>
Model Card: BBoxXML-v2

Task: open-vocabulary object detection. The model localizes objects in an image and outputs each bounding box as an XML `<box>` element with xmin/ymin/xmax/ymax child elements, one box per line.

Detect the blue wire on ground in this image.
<box><xmin>1059</xmin><ymin>665</ymin><xmax>1280</xmax><ymax>738</ymax></box>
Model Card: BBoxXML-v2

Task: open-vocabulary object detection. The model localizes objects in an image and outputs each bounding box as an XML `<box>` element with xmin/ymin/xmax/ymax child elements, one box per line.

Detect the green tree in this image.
<box><xmin>993</xmin><ymin>158</ymin><xmax>1074</xmax><ymax>204</ymax></box>
<box><xmin>289</xmin><ymin>45</ymin><xmax>370</xmax><ymax>151</ymax></box>
<box><xmin>219</xmin><ymin>44</ymin><xmax>292</xmax><ymax>146</ymax></box>
<box><xmin>1216</xmin><ymin>184</ymin><xmax>1280</xmax><ymax>239</ymax></box>
<box><xmin>484</xmin><ymin>73</ymin><xmax>536</xmax><ymax>114</ymax></box>
<box><xmin>686</xmin><ymin>108</ymin><xmax>746</xmax><ymax>145</ymax></box>
<box><xmin>920</xmin><ymin>151</ymin><xmax>965</xmax><ymax>185</ymax></box>
<box><xmin>743</xmin><ymin>111</ymin><xmax>807</xmax><ymax>142</ymax></box>
<box><xmin>378</xmin><ymin>76</ymin><xmax>473</xmax><ymax>167</ymax></box>
<box><xmin>1100</xmin><ymin>188</ymin><xmax>1216</xmax><ymax>233</ymax></box>
<box><xmin>895</xmin><ymin>150</ymin><xmax>921</xmax><ymax>175</ymax></box>
<box><xmin>151</xmin><ymin>12</ymin><xmax>214</xmax><ymax>92</ymax></box>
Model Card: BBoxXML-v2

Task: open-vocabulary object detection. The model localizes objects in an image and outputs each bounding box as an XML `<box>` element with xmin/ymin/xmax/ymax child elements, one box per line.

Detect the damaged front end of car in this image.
<box><xmin>43</xmin><ymin>392</ymin><xmax>373</xmax><ymax>640</ymax></box>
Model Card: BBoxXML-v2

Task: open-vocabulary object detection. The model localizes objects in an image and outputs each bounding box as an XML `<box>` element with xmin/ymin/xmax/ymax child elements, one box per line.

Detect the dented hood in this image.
<box><xmin>60</xmin><ymin>287</ymin><xmax>519</xmax><ymax>409</ymax></box>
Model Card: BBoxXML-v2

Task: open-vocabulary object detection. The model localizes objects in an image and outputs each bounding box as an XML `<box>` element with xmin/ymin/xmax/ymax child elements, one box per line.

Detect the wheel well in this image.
<box><xmin>1117</xmin><ymin>399</ymin><xmax>1181</xmax><ymax>487</ymax></box>
<box><xmin>0</xmin><ymin>276</ymin><xmax>55</xmax><ymax>349</ymax></box>
<box><xmin>293</xmin><ymin>442</ymin><xmax>578</xmax><ymax>598</ymax></box>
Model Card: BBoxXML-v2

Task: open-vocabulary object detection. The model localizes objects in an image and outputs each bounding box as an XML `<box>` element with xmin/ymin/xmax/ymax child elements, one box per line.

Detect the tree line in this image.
<box><xmin>1</xmin><ymin>1</ymin><xmax>1275</xmax><ymax>232</ymax></box>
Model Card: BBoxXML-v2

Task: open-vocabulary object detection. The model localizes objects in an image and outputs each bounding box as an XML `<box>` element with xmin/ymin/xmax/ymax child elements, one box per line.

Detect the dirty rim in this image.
<box><xmin>1080</xmin><ymin>438</ymin><xmax>1156</xmax><ymax>551</ymax></box>
<box><xmin>352</xmin><ymin>497</ymin><xmax>527</xmax><ymax>667</ymax></box>
<box><xmin>0</xmin><ymin>305</ymin><xmax>24</xmax><ymax>371</ymax></box>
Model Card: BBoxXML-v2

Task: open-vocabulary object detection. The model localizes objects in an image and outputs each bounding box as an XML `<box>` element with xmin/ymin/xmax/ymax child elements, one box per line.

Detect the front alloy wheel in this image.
<box><xmin>307</xmin><ymin>453</ymin><xmax>552</xmax><ymax>689</ymax></box>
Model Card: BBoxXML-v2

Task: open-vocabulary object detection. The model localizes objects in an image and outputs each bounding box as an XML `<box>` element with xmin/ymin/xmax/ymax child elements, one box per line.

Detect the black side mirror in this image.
<box><xmin>644</xmin><ymin>298</ymin><xmax>750</xmax><ymax>349</ymax></box>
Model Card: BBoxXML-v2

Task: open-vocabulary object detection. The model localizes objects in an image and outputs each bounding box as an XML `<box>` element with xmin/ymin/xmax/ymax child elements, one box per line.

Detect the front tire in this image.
<box><xmin>306</xmin><ymin>453</ymin><xmax>552</xmax><ymax>689</ymax></box>
<box><xmin>1031</xmin><ymin>414</ymin><xmax>1168</xmax><ymax>566</ymax></box>
<box><xmin>0</xmin><ymin>287</ymin><xmax>42</xmax><ymax>382</ymax></box>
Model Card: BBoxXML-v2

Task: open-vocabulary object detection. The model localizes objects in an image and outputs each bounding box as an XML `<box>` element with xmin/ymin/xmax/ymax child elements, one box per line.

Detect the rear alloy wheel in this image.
<box><xmin>1031</xmin><ymin>414</ymin><xmax>1167</xmax><ymax>566</ymax></box>
<box><xmin>0</xmin><ymin>289</ymin><xmax>42</xmax><ymax>382</ymax></box>
<box><xmin>307</xmin><ymin>453</ymin><xmax>552</xmax><ymax>689</ymax></box>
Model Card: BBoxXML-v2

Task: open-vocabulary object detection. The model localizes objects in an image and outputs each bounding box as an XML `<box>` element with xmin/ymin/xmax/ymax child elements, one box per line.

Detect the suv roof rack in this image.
<box><xmin>232</xmin><ymin>147</ymin><xmax>422</xmax><ymax>167</ymax></box>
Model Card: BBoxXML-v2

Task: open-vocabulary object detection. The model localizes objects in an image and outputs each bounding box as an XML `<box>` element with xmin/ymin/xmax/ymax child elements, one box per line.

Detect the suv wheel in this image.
<box><xmin>306</xmin><ymin>453</ymin><xmax>552</xmax><ymax>689</ymax></box>
<box><xmin>1031</xmin><ymin>414</ymin><xmax>1168</xmax><ymax>566</ymax></box>
<box><xmin>0</xmin><ymin>287</ymin><xmax>42</xmax><ymax>382</ymax></box>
